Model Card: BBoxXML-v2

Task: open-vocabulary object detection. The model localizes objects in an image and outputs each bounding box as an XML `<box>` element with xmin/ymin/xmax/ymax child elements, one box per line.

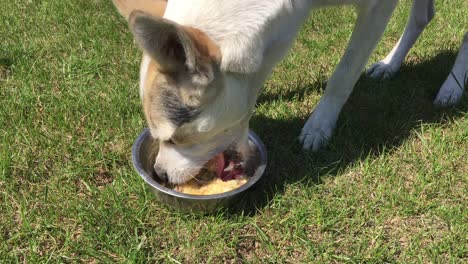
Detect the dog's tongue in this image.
<box><xmin>213</xmin><ymin>152</ymin><xmax>244</xmax><ymax>181</ymax></box>
<box><xmin>215</xmin><ymin>152</ymin><xmax>225</xmax><ymax>179</ymax></box>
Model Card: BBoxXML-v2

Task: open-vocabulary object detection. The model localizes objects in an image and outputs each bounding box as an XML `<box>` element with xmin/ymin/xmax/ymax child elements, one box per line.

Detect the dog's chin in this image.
<box><xmin>165</xmin><ymin>166</ymin><xmax>203</xmax><ymax>185</ymax></box>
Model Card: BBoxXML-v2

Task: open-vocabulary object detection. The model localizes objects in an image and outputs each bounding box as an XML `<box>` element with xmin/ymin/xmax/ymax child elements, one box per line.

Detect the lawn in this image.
<box><xmin>1</xmin><ymin>0</ymin><xmax>467</xmax><ymax>262</ymax></box>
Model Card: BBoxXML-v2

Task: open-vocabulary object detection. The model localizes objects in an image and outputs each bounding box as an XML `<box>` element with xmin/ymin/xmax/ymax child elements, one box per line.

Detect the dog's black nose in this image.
<box><xmin>154</xmin><ymin>164</ymin><xmax>168</xmax><ymax>182</ymax></box>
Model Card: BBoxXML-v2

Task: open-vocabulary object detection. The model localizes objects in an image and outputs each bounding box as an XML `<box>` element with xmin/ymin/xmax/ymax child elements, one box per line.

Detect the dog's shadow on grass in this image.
<box><xmin>229</xmin><ymin>50</ymin><xmax>467</xmax><ymax>215</ymax></box>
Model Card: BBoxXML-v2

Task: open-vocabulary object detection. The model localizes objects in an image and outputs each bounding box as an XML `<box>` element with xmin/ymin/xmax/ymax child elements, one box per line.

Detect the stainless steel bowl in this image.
<box><xmin>131</xmin><ymin>128</ymin><xmax>267</xmax><ymax>214</ymax></box>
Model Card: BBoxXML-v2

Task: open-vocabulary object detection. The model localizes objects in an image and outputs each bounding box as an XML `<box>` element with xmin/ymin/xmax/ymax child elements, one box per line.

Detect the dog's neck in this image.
<box><xmin>164</xmin><ymin>0</ymin><xmax>313</xmax><ymax>74</ymax></box>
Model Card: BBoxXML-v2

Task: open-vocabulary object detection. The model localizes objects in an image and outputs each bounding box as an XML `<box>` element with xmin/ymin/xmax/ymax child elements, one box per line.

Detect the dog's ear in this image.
<box><xmin>112</xmin><ymin>0</ymin><xmax>167</xmax><ymax>20</ymax></box>
<box><xmin>129</xmin><ymin>11</ymin><xmax>220</xmax><ymax>86</ymax></box>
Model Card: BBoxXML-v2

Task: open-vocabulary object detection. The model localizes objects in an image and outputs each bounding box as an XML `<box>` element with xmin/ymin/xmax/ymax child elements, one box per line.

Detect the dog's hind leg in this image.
<box><xmin>367</xmin><ymin>0</ymin><xmax>435</xmax><ymax>80</ymax></box>
<box><xmin>300</xmin><ymin>0</ymin><xmax>398</xmax><ymax>150</ymax></box>
<box><xmin>434</xmin><ymin>33</ymin><xmax>468</xmax><ymax>106</ymax></box>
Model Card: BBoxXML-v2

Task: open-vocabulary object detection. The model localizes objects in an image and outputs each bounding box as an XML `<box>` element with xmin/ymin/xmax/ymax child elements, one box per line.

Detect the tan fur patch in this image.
<box><xmin>113</xmin><ymin>0</ymin><xmax>167</xmax><ymax>20</ymax></box>
<box><xmin>183</xmin><ymin>26</ymin><xmax>222</xmax><ymax>64</ymax></box>
<box><xmin>141</xmin><ymin>55</ymin><xmax>164</xmax><ymax>132</ymax></box>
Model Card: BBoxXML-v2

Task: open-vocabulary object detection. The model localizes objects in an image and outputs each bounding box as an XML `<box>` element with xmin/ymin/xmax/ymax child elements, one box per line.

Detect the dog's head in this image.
<box><xmin>113</xmin><ymin>0</ymin><xmax>254</xmax><ymax>184</ymax></box>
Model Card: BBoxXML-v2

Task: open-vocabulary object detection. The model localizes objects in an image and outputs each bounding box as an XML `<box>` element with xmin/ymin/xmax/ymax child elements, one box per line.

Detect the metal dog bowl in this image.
<box><xmin>131</xmin><ymin>128</ymin><xmax>267</xmax><ymax>213</ymax></box>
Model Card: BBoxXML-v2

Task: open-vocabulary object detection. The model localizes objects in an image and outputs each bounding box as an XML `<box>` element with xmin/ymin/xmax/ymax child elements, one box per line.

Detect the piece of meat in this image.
<box><xmin>212</xmin><ymin>151</ymin><xmax>244</xmax><ymax>181</ymax></box>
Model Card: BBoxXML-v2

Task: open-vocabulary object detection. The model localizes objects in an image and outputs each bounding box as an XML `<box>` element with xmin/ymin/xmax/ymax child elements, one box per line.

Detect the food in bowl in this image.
<box><xmin>161</xmin><ymin>150</ymin><xmax>251</xmax><ymax>195</ymax></box>
<box><xmin>174</xmin><ymin>177</ymin><xmax>248</xmax><ymax>195</ymax></box>
<box><xmin>132</xmin><ymin>129</ymin><xmax>267</xmax><ymax>213</ymax></box>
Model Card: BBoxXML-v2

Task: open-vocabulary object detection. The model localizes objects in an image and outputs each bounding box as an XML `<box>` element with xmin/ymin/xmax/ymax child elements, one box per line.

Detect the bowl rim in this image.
<box><xmin>132</xmin><ymin>128</ymin><xmax>267</xmax><ymax>200</ymax></box>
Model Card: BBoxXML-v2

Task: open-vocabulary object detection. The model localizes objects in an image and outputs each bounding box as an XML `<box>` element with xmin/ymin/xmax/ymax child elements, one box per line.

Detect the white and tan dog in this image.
<box><xmin>112</xmin><ymin>0</ymin><xmax>465</xmax><ymax>184</ymax></box>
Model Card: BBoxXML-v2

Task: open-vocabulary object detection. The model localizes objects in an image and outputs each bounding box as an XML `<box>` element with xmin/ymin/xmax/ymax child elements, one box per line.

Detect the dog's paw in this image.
<box><xmin>299</xmin><ymin>108</ymin><xmax>337</xmax><ymax>151</ymax></box>
<box><xmin>434</xmin><ymin>77</ymin><xmax>464</xmax><ymax>107</ymax></box>
<box><xmin>367</xmin><ymin>61</ymin><xmax>399</xmax><ymax>80</ymax></box>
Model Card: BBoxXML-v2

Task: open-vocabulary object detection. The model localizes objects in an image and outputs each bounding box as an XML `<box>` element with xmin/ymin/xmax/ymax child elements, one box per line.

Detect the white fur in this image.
<box><xmin>367</xmin><ymin>0</ymin><xmax>466</xmax><ymax>106</ymax></box>
<box><xmin>367</xmin><ymin>0</ymin><xmax>435</xmax><ymax>80</ymax></box>
<box><xmin>155</xmin><ymin>142</ymin><xmax>211</xmax><ymax>184</ymax></box>
<box><xmin>195</xmin><ymin>74</ymin><xmax>251</xmax><ymax>133</ymax></box>
<box><xmin>299</xmin><ymin>0</ymin><xmax>399</xmax><ymax>150</ymax></box>
<box><xmin>164</xmin><ymin>0</ymin><xmax>314</xmax><ymax>73</ymax></box>
<box><xmin>139</xmin><ymin>53</ymin><xmax>151</xmax><ymax>98</ymax></box>
<box><xmin>434</xmin><ymin>33</ymin><xmax>468</xmax><ymax>106</ymax></box>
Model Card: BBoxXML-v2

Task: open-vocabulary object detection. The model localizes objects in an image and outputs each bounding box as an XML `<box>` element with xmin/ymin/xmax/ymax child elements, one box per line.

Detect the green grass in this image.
<box><xmin>1</xmin><ymin>0</ymin><xmax>467</xmax><ymax>262</ymax></box>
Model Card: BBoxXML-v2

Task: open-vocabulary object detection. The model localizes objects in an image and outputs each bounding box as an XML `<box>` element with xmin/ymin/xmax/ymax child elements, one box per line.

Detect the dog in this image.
<box><xmin>113</xmin><ymin>0</ymin><xmax>460</xmax><ymax>184</ymax></box>
<box><xmin>367</xmin><ymin>0</ymin><xmax>467</xmax><ymax>106</ymax></box>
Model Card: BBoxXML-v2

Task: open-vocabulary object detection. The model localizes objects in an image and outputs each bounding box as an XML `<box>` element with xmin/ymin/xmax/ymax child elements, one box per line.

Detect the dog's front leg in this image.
<box><xmin>367</xmin><ymin>0</ymin><xmax>435</xmax><ymax>80</ymax></box>
<box><xmin>434</xmin><ymin>33</ymin><xmax>468</xmax><ymax>106</ymax></box>
<box><xmin>300</xmin><ymin>0</ymin><xmax>398</xmax><ymax>150</ymax></box>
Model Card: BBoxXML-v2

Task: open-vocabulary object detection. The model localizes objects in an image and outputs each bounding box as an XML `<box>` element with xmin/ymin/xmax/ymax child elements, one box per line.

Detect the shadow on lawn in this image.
<box><xmin>229</xmin><ymin>50</ymin><xmax>468</xmax><ymax>215</ymax></box>
<box><xmin>0</xmin><ymin>57</ymin><xmax>13</xmax><ymax>79</ymax></box>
